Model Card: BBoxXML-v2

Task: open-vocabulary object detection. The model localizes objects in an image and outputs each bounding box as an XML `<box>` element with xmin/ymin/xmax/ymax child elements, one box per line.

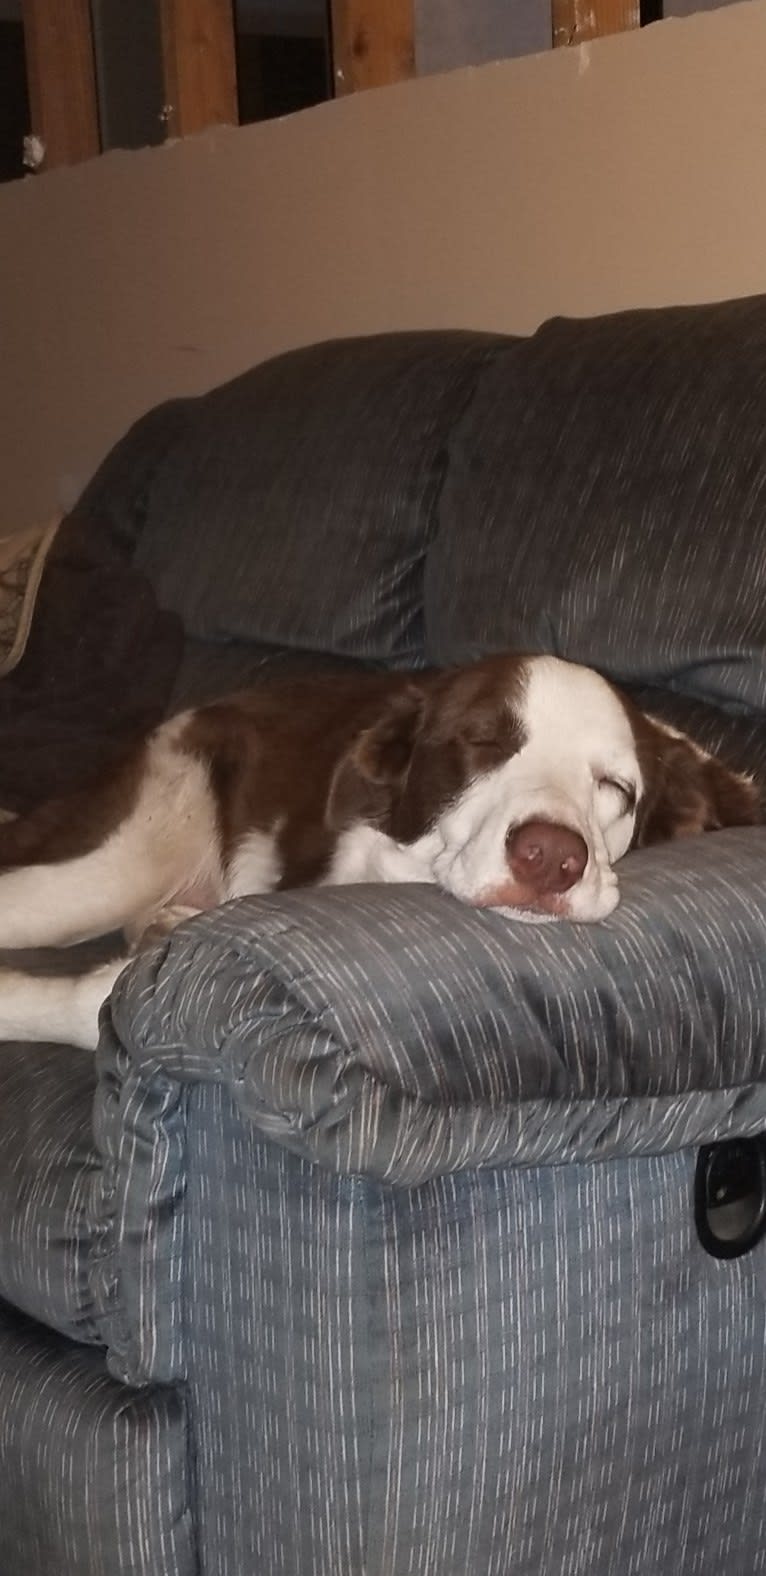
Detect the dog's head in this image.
<box><xmin>328</xmin><ymin>654</ymin><xmax>760</xmax><ymax>921</ymax></box>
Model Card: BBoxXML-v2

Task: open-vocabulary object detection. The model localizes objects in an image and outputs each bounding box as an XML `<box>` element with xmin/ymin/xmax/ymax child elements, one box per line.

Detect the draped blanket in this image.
<box><xmin>0</xmin><ymin>514</ymin><xmax>182</xmax><ymax>814</ymax></box>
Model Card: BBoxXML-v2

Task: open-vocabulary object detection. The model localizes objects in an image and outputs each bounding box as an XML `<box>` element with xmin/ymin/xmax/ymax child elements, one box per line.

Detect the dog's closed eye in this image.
<box><xmin>596</xmin><ymin>776</ymin><xmax>636</xmax><ymax>814</ymax></box>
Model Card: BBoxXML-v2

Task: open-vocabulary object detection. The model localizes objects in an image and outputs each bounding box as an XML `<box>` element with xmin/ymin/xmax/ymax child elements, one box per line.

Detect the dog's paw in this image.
<box><xmin>126</xmin><ymin>904</ymin><xmax>203</xmax><ymax>952</ymax></box>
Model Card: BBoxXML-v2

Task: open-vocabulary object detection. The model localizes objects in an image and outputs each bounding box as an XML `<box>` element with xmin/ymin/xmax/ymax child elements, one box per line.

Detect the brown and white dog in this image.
<box><xmin>0</xmin><ymin>653</ymin><xmax>759</xmax><ymax>1050</ymax></box>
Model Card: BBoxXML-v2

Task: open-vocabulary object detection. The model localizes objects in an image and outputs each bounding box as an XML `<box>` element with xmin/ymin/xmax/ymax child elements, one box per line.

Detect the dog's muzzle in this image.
<box><xmin>506</xmin><ymin>820</ymin><xmax>588</xmax><ymax>897</ymax></box>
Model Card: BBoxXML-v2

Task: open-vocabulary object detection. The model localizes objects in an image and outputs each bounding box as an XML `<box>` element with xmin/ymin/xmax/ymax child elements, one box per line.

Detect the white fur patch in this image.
<box><xmin>421</xmin><ymin>657</ymin><xmax>641</xmax><ymax>921</ymax></box>
<box><xmin>0</xmin><ymin>725</ymin><xmax>222</xmax><ymax>949</ymax></box>
<box><xmin>226</xmin><ymin>827</ymin><xmax>283</xmax><ymax>899</ymax></box>
<box><xmin>326</xmin><ymin>824</ymin><xmax>436</xmax><ymax>889</ymax></box>
<box><xmin>0</xmin><ymin>960</ymin><xmax>125</xmax><ymax>1051</ymax></box>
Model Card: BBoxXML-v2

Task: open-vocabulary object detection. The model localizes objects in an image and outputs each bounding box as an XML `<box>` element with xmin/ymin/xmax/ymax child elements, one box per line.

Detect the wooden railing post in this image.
<box><xmin>552</xmin><ymin>0</ymin><xmax>641</xmax><ymax>47</ymax></box>
<box><xmin>158</xmin><ymin>0</ymin><xmax>239</xmax><ymax>139</ymax></box>
<box><xmin>330</xmin><ymin>0</ymin><xmax>415</xmax><ymax>95</ymax></box>
<box><xmin>21</xmin><ymin>0</ymin><xmax>100</xmax><ymax>170</ymax></box>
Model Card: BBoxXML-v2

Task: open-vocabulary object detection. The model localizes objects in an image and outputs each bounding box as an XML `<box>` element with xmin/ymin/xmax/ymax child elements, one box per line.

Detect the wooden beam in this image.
<box><xmin>330</xmin><ymin>0</ymin><xmax>415</xmax><ymax>96</ymax></box>
<box><xmin>159</xmin><ymin>0</ymin><xmax>238</xmax><ymax>139</ymax></box>
<box><xmin>552</xmin><ymin>0</ymin><xmax>640</xmax><ymax>47</ymax></box>
<box><xmin>22</xmin><ymin>0</ymin><xmax>100</xmax><ymax>170</ymax></box>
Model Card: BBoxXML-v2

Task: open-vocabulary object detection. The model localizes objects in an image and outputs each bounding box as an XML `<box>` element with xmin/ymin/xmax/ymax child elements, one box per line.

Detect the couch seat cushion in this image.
<box><xmin>0</xmin><ymin>930</ymin><xmax>188</xmax><ymax>1381</ymax></box>
<box><xmin>0</xmin><ymin>1040</ymin><xmax>102</xmax><ymax>1342</ymax></box>
<box><xmin>0</xmin><ymin>1301</ymin><xmax>194</xmax><ymax>1576</ymax></box>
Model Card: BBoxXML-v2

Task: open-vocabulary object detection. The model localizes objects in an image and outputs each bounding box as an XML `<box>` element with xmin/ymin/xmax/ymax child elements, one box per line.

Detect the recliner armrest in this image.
<box><xmin>103</xmin><ymin>827</ymin><xmax>766</xmax><ymax>1185</ymax></box>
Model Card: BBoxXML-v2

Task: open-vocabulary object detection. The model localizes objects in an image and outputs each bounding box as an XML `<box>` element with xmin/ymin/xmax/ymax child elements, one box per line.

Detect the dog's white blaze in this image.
<box><xmin>425</xmin><ymin>657</ymin><xmax>642</xmax><ymax>921</ymax></box>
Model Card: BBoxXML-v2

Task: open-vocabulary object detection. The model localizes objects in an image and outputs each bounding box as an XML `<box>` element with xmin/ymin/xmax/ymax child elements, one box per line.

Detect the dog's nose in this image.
<box><xmin>506</xmin><ymin>820</ymin><xmax>588</xmax><ymax>894</ymax></box>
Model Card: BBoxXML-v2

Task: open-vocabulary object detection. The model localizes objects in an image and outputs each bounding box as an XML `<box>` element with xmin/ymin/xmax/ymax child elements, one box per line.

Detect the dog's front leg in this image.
<box><xmin>0</xmin><ymin>960</ymin><xmax>125</xmax><ymax>1051</ymax></box>
<box><xmin>0</xmin><ymin>901</ymin><xmax>206</xmax><ymax>1051</ymax></box>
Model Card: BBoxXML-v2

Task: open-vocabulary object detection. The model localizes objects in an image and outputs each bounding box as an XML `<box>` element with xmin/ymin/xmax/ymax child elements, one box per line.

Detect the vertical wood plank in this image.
<box><xmin>159</xmin><ymin>0</ymin><xmax>238</xmax><ymax>139</ymax></box>
<box><xmin>22</xmin><ymin>0</ymin><xmax>100</xmax><ymax>169</ymax></box>
<box><xmin>552</xmin><ymin>0</ymin><xmax>640</xmax><ymax>47</ymax></box>
<box><xmin>330</xmin><ymin>0</ymin><xmax>415</xmax><ymax>95</ymax></box>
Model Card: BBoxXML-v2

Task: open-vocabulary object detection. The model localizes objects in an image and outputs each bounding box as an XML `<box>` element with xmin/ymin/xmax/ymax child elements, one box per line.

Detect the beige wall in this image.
<box><xmin>3</xmin><ymin>0</ymin><xmax>766</xmax><ymax>529</ymax></box>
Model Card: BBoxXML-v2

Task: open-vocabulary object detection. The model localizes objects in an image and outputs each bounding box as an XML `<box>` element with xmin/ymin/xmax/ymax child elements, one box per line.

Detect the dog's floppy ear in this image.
<box><xmin>634</xmin><ymin>716</ymin><xmax>761</xmax><ymax>847</ymax></box>
<box><xmin>326</xmin><ymin>685</ymin><xmax>427</xmax><ymax>833</ymax></box>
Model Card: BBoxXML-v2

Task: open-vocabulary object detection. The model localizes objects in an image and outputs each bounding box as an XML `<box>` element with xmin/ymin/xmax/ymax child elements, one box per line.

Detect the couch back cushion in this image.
<box><xmin>426</xmin><ymin>294</ymin><xmax>766</xmax><ymax>710</ymax></box>
<box><xmin>131</xmin><ymin>332</ymin><xmax>503</xmax><ymax>666</ymax></box>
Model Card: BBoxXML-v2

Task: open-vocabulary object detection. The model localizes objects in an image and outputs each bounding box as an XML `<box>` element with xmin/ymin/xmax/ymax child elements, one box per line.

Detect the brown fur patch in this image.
<box><xmin>181</xmin><ymin>670</ymin><xmax>417</xmax><ymax>888</ymax></box>
<box><xmin>625</xmin><ymin>707</ymin><xmax>761</xmax><ymax>845</ymax></box>
<box><xmin>182</xmin><ymin>657</ymin><xmax>529</xmax><ymax>886</ymax></box>
<box><xmin>0</xmin><ymin>745</ymin><xmax>147</xmax><ymax>870</ymax></box>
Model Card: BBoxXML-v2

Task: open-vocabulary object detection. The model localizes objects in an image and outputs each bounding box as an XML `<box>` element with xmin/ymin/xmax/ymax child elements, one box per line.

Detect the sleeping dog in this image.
<box><xmin>0</xmin><ymin>652</ymin><xmax>758</xmax><ymax>1050</ymax></box>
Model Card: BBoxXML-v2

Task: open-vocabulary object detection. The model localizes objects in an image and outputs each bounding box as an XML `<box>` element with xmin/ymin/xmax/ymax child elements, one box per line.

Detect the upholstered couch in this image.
<box><xmin>2</xmin><ymin>297</ymin><xmax>766</xmax><ymax>1576</ymax></box>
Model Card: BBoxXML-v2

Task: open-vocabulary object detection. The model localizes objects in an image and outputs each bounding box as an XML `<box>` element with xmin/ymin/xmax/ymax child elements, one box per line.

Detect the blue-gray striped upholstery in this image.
<box><xmin>0</xmin><ymin>1043</ymin><xmax>103</xmax><ymax>1342</ymax></box>
<box><xmin>426</xmin><ymin>294</ymin><xmax>766</xmax><ymax>710</ymax></box>
<box><xmin>105</xmin><ymin>829</ymin><xmax>766</xmax><ymax>1188</ymax></box>
<box><xmin>1</xmin><ymin>832</ymin><xmax>765</xmax><ymax>1569</ymax></box>
<box><xmin>2</xmin><ymin>830</ymin><xmax>766</xmax><ymax>1357</ymax></box>
<box><xmin>0</xmin><ymin>1300</ymin><xmax>193</xmax><ymax>1576</ymax></box>
<box><xmin>105</xmin><ymin>838</ymin><xmax>766</xmax><ymax>1574</ymax></box>
<box><xmin>176</xmin><ymin>1106</ymin><xmax>766</xmax><ymax>1576</ymax></box>
<box><xmin>129</xmin><ymin>332</ymin><xmax>503</xmax><ymax>666</ymax></box>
